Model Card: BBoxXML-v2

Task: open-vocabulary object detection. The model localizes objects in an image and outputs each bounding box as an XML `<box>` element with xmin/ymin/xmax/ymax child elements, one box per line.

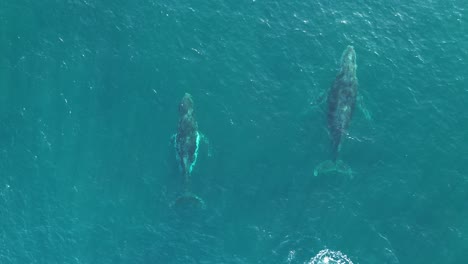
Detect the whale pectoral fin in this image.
<box><xmin>199</xmin><ymin>132</ymin><xmax>212</xmax><ymax>157</ymax></box>
<box><xmin>299</xmin><ymin>90</ymin><xmax>327</xmax><ymax>120</ymax></box>
<box><xmin>310</xmin><ymin>90</ymin><xmax>327</xmax><ymax>107</ymax></box>
<box><xmin>170</xmin><ymin>133</ymin><xmax>177</xmax><ymax>145</ymax></box>
<box><xmin>358</xmin><ymin>94</ymin><xmax>372</xmax><ymax>121</ymax></box>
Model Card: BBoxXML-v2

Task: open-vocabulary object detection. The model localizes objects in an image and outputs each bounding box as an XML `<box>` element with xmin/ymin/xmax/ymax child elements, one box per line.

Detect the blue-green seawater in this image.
<box><xmin>1</xmin><ymin>0</ymin><xmax>467</xmax><ymax>263</ymax></box>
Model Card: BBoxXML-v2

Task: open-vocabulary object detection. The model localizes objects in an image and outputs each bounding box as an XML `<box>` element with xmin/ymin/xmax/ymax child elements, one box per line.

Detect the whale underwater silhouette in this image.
<box><xmin>171</xmin><ymin>93</ymin><xmax>207</xmax><ymax>208</ymax></box>
<box><xmin>314</xmin><ymin>46</ymin><xmax>371</xmax><ymax>177</ymax></box>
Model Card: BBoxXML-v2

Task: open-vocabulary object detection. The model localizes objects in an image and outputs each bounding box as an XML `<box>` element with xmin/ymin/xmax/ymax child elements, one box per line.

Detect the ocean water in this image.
<box><xmin>0</xmin><ymin>0</ymin><xmax>467</xmax><ymax>263</ymax></box>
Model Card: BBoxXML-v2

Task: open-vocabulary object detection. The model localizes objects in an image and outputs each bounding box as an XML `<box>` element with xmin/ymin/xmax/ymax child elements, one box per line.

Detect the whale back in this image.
<box><xmin>175</xmin><ymin>93</ymin><xmax>199</xmax><ymax>177</ymax></box>
<box><xmin>326</xmin><ymin>46</ymin><xmax>358</xmax><ymax>160</ymax></box>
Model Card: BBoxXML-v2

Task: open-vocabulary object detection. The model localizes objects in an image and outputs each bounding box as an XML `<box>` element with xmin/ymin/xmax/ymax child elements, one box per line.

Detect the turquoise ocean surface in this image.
<box><xmin>1</xmin><ymin>0</ymin><xmax>467</xmax><ymax>263</ymax></box>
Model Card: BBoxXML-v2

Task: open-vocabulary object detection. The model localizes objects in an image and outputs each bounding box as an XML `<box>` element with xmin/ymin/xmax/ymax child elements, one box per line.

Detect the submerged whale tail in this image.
<box><xmin>172</xmin><ymin>192</ymin><xmax>206</xmax><ymax>209</ymax></box>
<box><xmin>171</xmin><ymin>173</ymin><xmax>205</xmax><ymax>209</ymax></box>
<box><xmin>313</xmin><ymin>159</ymin><xmax>353</xmax><ymax>178</ymax></box>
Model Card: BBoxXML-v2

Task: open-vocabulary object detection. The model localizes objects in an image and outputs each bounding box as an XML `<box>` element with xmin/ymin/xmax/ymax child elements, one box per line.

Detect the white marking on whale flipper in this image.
<box><xmin>187</xmin><ymin>132</ymin><xmax>201</xmax><ymax>174</ymax></box>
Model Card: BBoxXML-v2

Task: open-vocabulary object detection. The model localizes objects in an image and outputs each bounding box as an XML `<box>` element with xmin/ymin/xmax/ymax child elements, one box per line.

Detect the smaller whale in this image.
<box><xmin>314</xmin><ymin>46</ymin><xmax>369</xmax><ymax>177</ymax></box>
<box><xmin>172</xmin><ymin>93</ymin><xmax>206</xmax><ymax>208</ymax></box>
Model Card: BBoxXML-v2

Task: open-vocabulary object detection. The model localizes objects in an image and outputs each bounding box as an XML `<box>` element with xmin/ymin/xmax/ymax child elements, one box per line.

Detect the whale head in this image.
<box><xmin>340</xmin><ymin>46</ymin><xmax>357</xmax><ymax>77</ymax></box>
<box><xmin>179</xmin><ymin>93</ymin><xmax>194</xmax><ymax>115</ymax></box>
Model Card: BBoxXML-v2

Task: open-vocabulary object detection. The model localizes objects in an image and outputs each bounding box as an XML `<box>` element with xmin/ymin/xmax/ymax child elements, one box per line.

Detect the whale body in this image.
<box><xmin>175</xmin><ymin>93</ymin><xmax>200</xmax><ymax>182</ymax></box>
<box><xmin>172</xmin><ymin>93</ymin><xmax>204</xmax><ymax>208</ymax></box>
<box><xmin>314</xmin><ymin>46</ymin><xmax>359</xmax><ymax>177</ymax></box>
<box><xmin>327</xmin><ymin>45</ymin><xmax>358</xmax><ymax>160</ymax></box>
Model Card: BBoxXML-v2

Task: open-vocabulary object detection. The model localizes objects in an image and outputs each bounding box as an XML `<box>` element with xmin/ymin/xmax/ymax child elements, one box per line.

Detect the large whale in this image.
<box><xmin>172</xmin><ymin>93</ymin><xmax>205</xmax><ymax>208</ymax></box>
<box><xmin>327</xmin><ymin>45</ymin><xmax>358</xmax><ymax>160</ymax></box>
<box><xmin>314</xmin><ymin>46</ymin><xmax>364</xmax><ymax>177</ymax></box>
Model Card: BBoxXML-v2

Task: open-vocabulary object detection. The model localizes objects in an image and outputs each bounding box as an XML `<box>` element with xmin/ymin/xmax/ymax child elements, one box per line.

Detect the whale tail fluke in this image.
<box><xmin>313</xmin><ymin>160</ymin><xmax>353</xmax><ymax>178</ymax></box>
<box><xmin>172</xmin><ymin>192</ymin><xmax>206</xmax><ymax>210</ymax></box>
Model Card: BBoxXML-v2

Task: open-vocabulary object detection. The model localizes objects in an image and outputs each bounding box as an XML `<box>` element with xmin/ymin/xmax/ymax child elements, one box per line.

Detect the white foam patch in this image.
<box><xmin>308</xmin><ymin>249</ymin><xmax>353</xmax><ymax>264</ymax></box>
